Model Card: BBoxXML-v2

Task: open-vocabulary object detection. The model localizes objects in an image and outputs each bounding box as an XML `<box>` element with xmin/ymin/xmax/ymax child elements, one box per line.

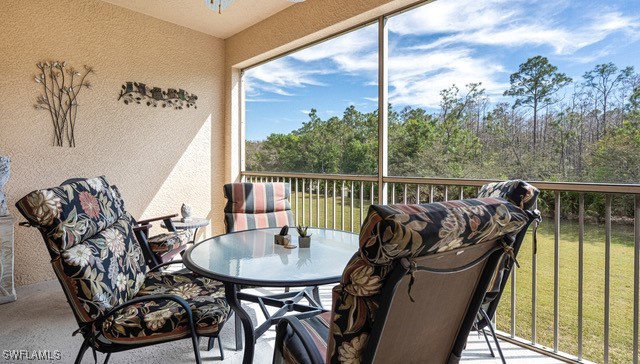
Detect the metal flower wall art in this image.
<box><xmin>34</xmin><ymin>61</ymin><xmax>95</xmax><ymax>147</ymax></box>
<box><xmin>117</xmin><ymin>82</ymin><xmax>198</xmax><ymax>109</ymax></box>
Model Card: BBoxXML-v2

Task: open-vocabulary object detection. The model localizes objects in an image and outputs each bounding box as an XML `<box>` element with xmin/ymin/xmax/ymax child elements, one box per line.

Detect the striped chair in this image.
<box><xmin>223</xmin><ymin>182</ymin><xmax>295</xmax><ymax>233</ymax></box>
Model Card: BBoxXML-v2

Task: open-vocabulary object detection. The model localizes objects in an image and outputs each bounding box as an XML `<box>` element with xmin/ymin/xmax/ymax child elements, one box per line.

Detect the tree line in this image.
<box><xmin>248</xmin><ymin>56</ymin><xmax>639</xmax><ymax>182</ymax></box>
<box><xmin>246</xmin><ymin>57</ymin><xmax>640</xmax><ymax>218</ymax></box>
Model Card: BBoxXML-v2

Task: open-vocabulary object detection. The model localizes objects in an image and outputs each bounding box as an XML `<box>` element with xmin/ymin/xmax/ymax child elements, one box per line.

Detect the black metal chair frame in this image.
<box><xmin>474</xmin><ymin>211</ymin><xmax>541</xmax><ymax>363</ymax></box>
<box><xmin>17</xmin><ymin>179</ymin><xmax>226</xmax><ymax>364</ymax></box>
<box><xmin>275</xmin><ymin>242</ymin><xmax>506</xmax><ymax>364</ymax></box>
<box><xmin>18</xmin><ymin>216</ymin><xmax>226</xmax><ymax>364</ymax></box>
<box><xmin>274</xmin><ymin>209</ymin><xmax>540</xmax><ymax>364</ymax></box>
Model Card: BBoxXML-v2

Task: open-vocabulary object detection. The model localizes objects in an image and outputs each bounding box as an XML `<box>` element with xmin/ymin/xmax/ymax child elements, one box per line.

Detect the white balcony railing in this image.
<box><xmin>241</xmin><ymin>171</ymin><xmax>640</xmax><ymax>364</ymax></box>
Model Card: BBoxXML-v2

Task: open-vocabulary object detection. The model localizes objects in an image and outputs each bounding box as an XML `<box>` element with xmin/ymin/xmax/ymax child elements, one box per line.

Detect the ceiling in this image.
<box><xmin>101</xmin><ymin>0</ymin><xmax>299</xmax><ymax>39</ymax></box>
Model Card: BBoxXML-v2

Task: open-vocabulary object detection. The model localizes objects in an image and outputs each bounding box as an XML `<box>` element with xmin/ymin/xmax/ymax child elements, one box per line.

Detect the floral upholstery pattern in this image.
<box><xmin>478</xmin><ymin>180</ymin><xmax>540</xmax><ymax>307</ymax></box>
<box><xmin>15</xmin><ymin>176</ymin><xmax>229</xmax><ymax>347</ymax></box>
<box><xmin>478</xmin><ymin>179</ymin><xmax>539</xmax><ymax>210</ymax></box>
<box><xmin>223</xmin><ymin>182</ymin><xmax>295</xmax><ymax>233</ymax></box>
<box><xmin>274</xmin><ymin>181</ymin><xmax>539</xmax><ymax>364</ymax></box>
<box><xmin>16</xmin><ymin>177</ymin><xmax>145</xmax><ymax>323</ymax></box>
<box><xmin>326</xmin><ymin>197</ymin><xmax>531</xmax><ymax>363</ymax></box>
<box><xmin>17</xmin><ymin>176</ymin><xmax>125</xmax><ymax>253</ymax></box>
<box><xmin>102</xmin><ymin>271</ymin><xmax>230</xmax><ymax>343</ymax></box>
<box><xmin>148</xmin><ymin>230</ymin><xmax>191</xmax><ymax>254</ymax></box>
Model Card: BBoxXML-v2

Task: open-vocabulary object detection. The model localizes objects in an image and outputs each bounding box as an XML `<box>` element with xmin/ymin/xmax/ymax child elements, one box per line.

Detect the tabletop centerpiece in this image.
<box><xmin>275</xmin><ymin>225</ymin><xmax>291</xmax><ymax>246</ymax></box>
<box><xmin>296</xmin><ymin>225</ymin><xmax>312</xmax><ymax>248</ymax></box>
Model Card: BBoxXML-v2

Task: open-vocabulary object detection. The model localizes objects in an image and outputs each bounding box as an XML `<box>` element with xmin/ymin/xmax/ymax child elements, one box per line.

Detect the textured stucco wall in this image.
<box><xmin>0</xmin><ymin>0</ymin><xmax>226</xmax><ymax>286</ymax></box>
<box><xmin>223</xmin><ymin>0</ymin><xmax>421</xmax><ymax>182</ymax></box>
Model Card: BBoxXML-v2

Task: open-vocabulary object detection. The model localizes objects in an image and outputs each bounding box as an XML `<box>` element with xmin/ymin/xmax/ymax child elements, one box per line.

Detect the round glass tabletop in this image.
<box><xmin>184</xmin><ymin>227</ymin><xmax>360</xmax><ymax>287</ymax></box>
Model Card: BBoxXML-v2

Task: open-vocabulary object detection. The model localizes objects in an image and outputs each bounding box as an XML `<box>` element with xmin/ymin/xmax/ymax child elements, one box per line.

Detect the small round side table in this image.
<box><xmin>161</xmin><ymin>217</ymin><xmax>210</xmax><ymax>244</ymax></box>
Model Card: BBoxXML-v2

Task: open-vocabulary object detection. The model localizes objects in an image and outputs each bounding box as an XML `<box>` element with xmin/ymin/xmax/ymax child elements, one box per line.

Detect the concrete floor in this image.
<box><xmin>0</xmin><ymin>280</ymin><xmax>561</xmax><ymax>363</ymax></box>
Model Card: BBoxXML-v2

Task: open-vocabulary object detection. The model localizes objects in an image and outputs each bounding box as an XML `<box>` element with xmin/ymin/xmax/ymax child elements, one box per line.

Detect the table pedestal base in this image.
<box><xmin>226</xmin><ymin>284</ymin><xmax>325</xmax><ymax>364</ymax></box>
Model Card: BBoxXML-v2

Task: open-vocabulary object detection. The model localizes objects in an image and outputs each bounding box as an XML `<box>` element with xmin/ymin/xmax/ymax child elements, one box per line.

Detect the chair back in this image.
<box><xmin>367</xmin><ymin>238</ymin><xmax>502</xmax><ymax>364</ymax></box>
<box><xmin>223</xmin><ymin>182</ymin><xmax>295</xmax><ymax>233</ymax></box>
<box><xmin>15</xmin><ymin>176</ymin><xmax>148</xmax><ymax>325</ymax></box>
<box><xmin>476</xmin><ymin>180</ymin><xmax>540</xmax><ymax>329</ymax></box>
<box><xmin>327</xmin><ymin>182</ymin><xmax>538</xmax><ymax>363</ymax></box>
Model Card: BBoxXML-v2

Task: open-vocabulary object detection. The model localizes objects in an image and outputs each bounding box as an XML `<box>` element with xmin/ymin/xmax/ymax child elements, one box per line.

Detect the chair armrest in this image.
<box><xmin>274</xmin><ymin>317</ymin><xmax>324</xmax><ymax>364</ymax></box>
<box><xmin>149</xmin><ymin>260</ymin><xmax>184</xmax><ymax>272</ymax></box>
<box><xmin>136</xmin><ymin>214</ymin><xmax>178</xmax><ymax>226</ymax></box>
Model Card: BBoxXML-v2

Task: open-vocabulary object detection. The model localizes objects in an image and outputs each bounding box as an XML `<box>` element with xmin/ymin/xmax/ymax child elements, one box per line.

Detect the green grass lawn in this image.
<box><xmin>291</xmin><ymin>192</ymin><xmax>636</xmax><ymax>364</ymax></box>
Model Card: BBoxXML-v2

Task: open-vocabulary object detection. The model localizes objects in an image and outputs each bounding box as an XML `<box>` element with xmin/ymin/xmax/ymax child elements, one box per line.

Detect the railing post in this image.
<box><xmin>309</xmin><ymin>179</ymin><xmax>313</xmax><ymax>227</ymax></box>
<box><xmin>578</xmin><ymin>193</ymin><xmax>585</xmax><ymax>361</ymax></box>
<box><xmin>532</xmin><ymin>200</ymin><xmax>538</xmax><ymax>345</ymax></box>
<box><xmin>554</xmin><ymin>191</ymin><xmax>560</xmax><ymax>352</ymax></box>
<box><xmin>634</xmin><ymin>194</ymin><xmax>639</xmax><ymax>364</ymax></box>
<box><xmin>360</xmin><ymin>181</ymin><xmax>364</xmax><ymax>226</ymax></box>
<box><xmin>333</xmin><ymin>180</ymin><xmax>337</xmax><ymax>230</ymax></box>
<box><xmin>317</xmin><ymin>179</ymin><xmax>320</xmax><ymax>227</ymax></box>
<box><xmin>295</xmin><ymin>178</ymin><xmax>299</xmax><ymax>226</ymax></box>
<box><xmin>377</xmin><ymin>15</ymin><xmax>388</xmax><ymax>205</ymax></box>
<box><xmin>605</xmin><ymin>194</ymin><xmax>612</xmax><ymax>364</ymax></box>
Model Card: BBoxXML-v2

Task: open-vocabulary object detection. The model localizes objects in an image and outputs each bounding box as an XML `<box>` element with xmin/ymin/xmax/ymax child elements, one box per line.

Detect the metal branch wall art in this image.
<box><xmin>118</xmin><ymin>82</ymin><xmax>197</xmax><ymax>109</ymax></box>
<box><xmin>34</xmin><ymin>61</ymin><xmax>95</xmax><ymax>147</ymax></box>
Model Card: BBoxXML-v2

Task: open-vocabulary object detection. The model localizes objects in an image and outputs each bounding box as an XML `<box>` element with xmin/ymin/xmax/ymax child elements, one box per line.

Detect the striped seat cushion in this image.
<box><xmin>281</xmin><ymin>311</ymin><xmax>330</xmax><ymax>364</ymax></box>
<box><xmin>223</xmin><ymin>182</ymin><xmax>295</xmax><ymax>233</ymax></box>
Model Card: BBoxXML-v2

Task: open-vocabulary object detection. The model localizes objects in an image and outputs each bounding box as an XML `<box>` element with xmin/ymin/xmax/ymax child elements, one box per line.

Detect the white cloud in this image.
<box><xmin>291</xmin><ymin>25</ymin><xmax>377</xmax><ymax>62</ymax></box>
<box><xmin>390</xmin><ymin>0</ymin><xmax>639</xmax><ymax>55</ymax></box>
<box><xmin>244</xmin><ymin>57</ymin><xmax>329</xmax><ymax>97</ymax></box>
<box><xmin>388</xmin><ymin>0</ymin><xmax>522</xmax><ymax>36</ymax></box>
<box><xmin>388</xmin><ymin>47</ymin><xmax>508</xmax><ymax>108</ymax></box>
<box><xmin>246</xmin><ymin>0</ymin><xmax>638</xmax><ymax>108</ymax></box>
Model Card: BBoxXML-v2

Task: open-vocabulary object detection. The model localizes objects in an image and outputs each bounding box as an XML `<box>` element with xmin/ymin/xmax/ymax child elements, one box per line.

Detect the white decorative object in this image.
<box><xmin>0</xmin><ymin>215</ymin><xmax>16</xmax><ymax>304</ymax></box>
<box><xmin>0</xmin><ymin>156</ymin><xmax>9</xmax><ymax>217</ymax></box>
<box><xmin>181</xmin><ymin>203</ymin><xmax>193</xmax><ymax>222</ymax></box>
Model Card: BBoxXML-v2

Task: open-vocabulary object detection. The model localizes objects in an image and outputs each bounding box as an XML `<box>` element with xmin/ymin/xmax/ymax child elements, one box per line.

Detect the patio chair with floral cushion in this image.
<box><xmin>59</xmin><ymin>178</ymin><xmax>192</xmax><ymax>268</ymax></box>
<box><xmin>474</xmin><ymin>180</ymin><xmax>540</xmax><ymax>363</ymax></box>
<box><xmin>16</xmin><ymin>176</ymin><xmax>229</xmax><ymax>364</ymax></box>
<box><xmin>272</xmin><ymin>180</ymin><xmax>539</xmax><ymax>364</ymax></box>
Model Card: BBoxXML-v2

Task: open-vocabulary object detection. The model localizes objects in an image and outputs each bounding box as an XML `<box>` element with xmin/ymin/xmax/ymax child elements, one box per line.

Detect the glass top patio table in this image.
<box><xmin>183</xmin><ymin>227</ymin><xmax>360</xmax><ymax>364</ymax></box>
<box><xmin>184</xmin><ymin>227</ymin><xmax>360</xmax><ymax>287</ymax></box>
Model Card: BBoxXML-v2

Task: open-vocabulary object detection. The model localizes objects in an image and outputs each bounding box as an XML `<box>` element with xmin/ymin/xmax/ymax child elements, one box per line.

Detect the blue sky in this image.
<box><xmin>245</xmin><ymin>0</ymin><xmax>640</xmax><ymax>141</ymax></box>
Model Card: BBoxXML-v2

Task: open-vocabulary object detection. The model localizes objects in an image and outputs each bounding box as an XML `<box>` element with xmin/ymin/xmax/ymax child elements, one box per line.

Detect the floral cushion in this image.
<box><xmin>16</xmin><ymin>176</ymin><xmax>125</xmax><ymax>252</ymax></box>
<box><xmin>148</xmin><ymin>230</ymin><xmax>191</xmax><ymax>254</ymax></box>
<box><xmin>16</xmin><ymin>177</ymin><xmax>148</xmax><ymax>324</ymax></box>
<box><xmin>327</xmin><ymin>197</ymin><xmax>531</xmax><ymax>363</ymax></box>
<box><xmin>102</xmin><ymin>271</ymin><xmax>230</xmax><ymax>344</ymax></box>
<box><xmin>478</xmin><ymin>180</ymin><xmax>539</xmax><ymax>210</ymax></box>
<box><xmin>54</xmin><ymin>213</ymin><xmax>148</xmax><ymax>324</ymax></box>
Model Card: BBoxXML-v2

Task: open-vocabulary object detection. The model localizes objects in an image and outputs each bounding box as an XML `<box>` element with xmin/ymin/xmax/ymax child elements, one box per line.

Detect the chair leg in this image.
<box><xmin>189</xmin><ymin>329</ymin><xmax>202</xmax><ymax>364</ymax></box>
<box><xmin>103</xmin><ymin>352</ymin><xmax>111</xmax><ymax>364</ymax></box>
<box><xmin>480</xmin><ymin>309</ymin><xmax>506</xmax><ymax>364</ymax></box>
<box><xmin>234</xmin><ymin>311</ymin><xmax>243</xmax><ymax>350</ymax></box>
<box><xmin>74</xmin><ymin>339</ymin><xmax>90</xmax><ymax>364</ymax></box>
<box><xmin>481</xmin><ymin>328</ymin><xmax>496</xmax><ymax>358</ymax></box>
<box><xmin>207</xmin><ymin>336</ymin><xmax>225</xmax><ymax>360</ymax></box>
